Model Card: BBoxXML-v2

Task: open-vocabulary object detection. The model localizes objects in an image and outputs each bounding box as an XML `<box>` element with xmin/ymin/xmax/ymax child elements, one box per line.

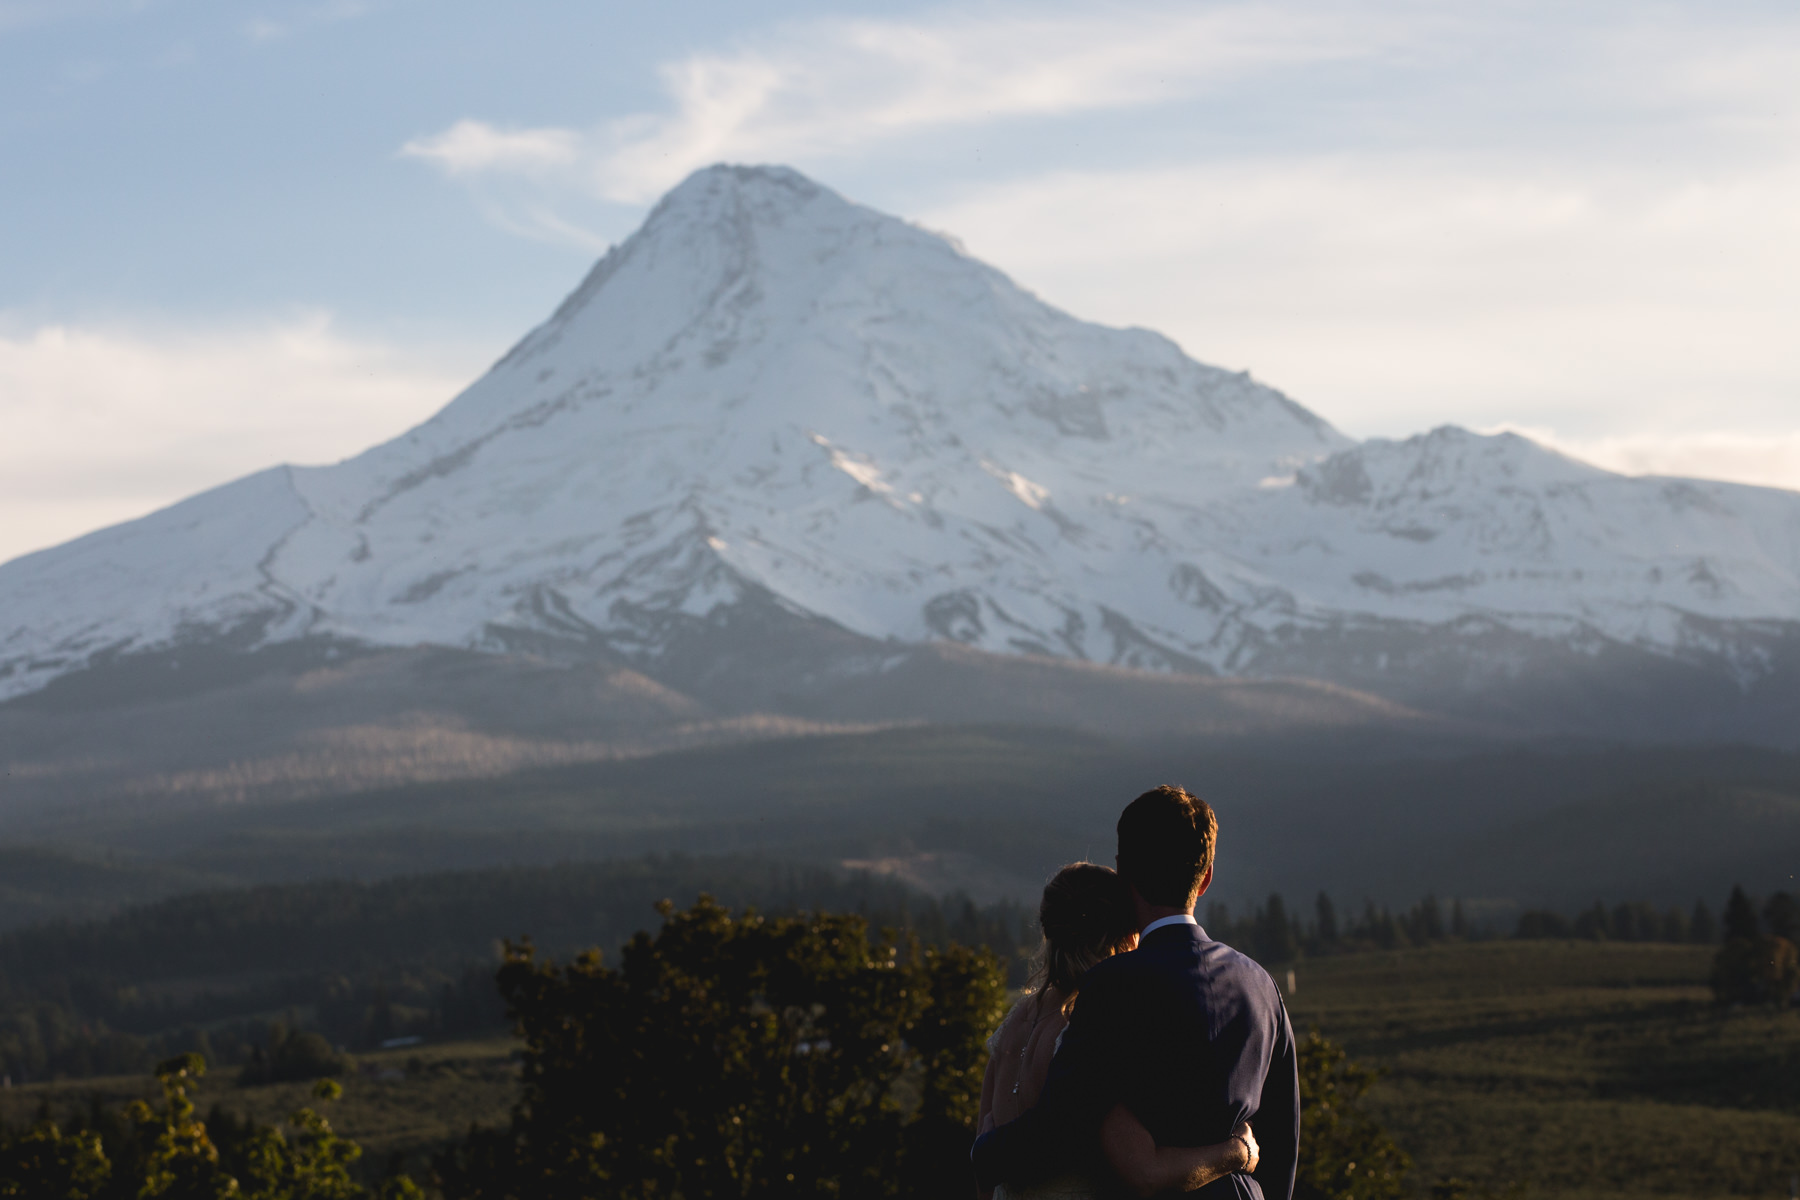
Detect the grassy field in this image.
<box><xmin>1286</xmin><ymin>940</ymin><xmax>1800</xmax><ymax>1199</ymax></box>
<box><xmin>0</xmin><ymin>1037</ymin><xmax>520</xmax><ymax>1180</ymax></box>
<box><xmin>4</xmin><ymin>940</ymin><xmax>1795</xmax><ymax>1197</ymax></box>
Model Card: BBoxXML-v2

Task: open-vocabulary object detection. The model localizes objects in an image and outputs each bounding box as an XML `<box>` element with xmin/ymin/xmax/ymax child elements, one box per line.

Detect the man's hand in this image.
<box><xmin>1102</xmin><ymin>1107</ymin><xmax>1263</xmax><ymax>1196</ymax></box>
<box><xmin>1232</xmin><ymin>1122</ymin><xmax>1260</xmax><ymax>1174</ymax></box>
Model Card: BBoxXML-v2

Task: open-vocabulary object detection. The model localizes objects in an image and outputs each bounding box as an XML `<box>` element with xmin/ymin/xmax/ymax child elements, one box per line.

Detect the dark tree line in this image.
<box><xmin>1710</xmin><ymin>885</ymin><xmax>1800</xmax><ymax>1006</ymax></box>
<box><xmin>1207</xmin><ymin>892</ymin><xmax>1486</xmax><ymax>964</ymax></box>
<box><xmin>0</xmin><ymin>857</ymin><xmax>1034</xmax><ymax>1085</ymax></box>
<box><xmin>1206</xmin><ymin>881</ymin><xmax>1796</xmax><ymax>1011</ymax></box>
<box><xmin>11</xmin><ymin>852</ymin><xmax>1761</xmax><ymax>1089</ymax></box>
<box><xmin>1514</xmin><ymin>898</ymin><xmax>1719</xmax><ymax>943</ymax></box>
<box><xmin>1204</xmin><ymin>888</ymin><xmax>1741</xmax><ymax>967</ymax></box>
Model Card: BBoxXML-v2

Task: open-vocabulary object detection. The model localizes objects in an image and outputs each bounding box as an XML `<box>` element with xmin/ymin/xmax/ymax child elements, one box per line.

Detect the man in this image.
<box><xmin>972</xmin><ymin>785</ymin><xmax>1300</xmax><ymax>1199</ymax></box>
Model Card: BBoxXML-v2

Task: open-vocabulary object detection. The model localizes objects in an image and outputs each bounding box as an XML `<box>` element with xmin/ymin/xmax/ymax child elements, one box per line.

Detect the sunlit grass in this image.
<box><xmin>1288</xmin><ymin>941</ymin><xmax>1800</xmax><ymax>1198</ymax></box>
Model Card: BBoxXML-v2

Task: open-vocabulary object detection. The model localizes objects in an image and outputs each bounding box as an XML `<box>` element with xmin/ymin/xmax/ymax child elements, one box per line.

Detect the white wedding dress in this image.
<box><xmin>986</xmin><ymin>994</ymin><xmax>1115</xmax><ymax>1200</ymax></box>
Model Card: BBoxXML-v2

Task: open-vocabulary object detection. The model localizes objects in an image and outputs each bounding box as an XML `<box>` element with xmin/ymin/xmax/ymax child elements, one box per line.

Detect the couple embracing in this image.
<box><xmin>972</xmin><ymin>785</ymin><xmax>1300</xmax><ymax>1200</ymax></box>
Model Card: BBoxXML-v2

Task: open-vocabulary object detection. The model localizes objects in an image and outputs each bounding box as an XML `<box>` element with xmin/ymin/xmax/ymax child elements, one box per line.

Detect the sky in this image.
<box><xmin>3</xmin><ymin>0</ymin><xmax>1798</xmax><ymax>564</ymax></box>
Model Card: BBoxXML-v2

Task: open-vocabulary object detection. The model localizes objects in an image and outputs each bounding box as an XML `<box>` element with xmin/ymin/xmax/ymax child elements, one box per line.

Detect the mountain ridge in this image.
<box><xmin>3</xmin><ymin>163</ymin><xmax>1797</xmax><ymax>746</ymax></box>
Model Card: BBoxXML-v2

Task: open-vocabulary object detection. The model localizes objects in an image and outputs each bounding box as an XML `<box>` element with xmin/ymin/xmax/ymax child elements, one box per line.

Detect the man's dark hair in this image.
<box><xmin>1116</xmin><ymin>784</ymin><xmax>1217</xmax><ymax>909</ymax></box>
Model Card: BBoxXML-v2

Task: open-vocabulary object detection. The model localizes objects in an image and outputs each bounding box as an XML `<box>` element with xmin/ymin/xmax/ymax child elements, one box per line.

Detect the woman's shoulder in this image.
<box><xmin>988</xmin><ymin>990</ymin><xmax>1062</xmax><ymax>1056</ymax></box>
<box><xmin>986</xmin><ymin>994</ymin><xmax>1029</xmax><ymax>1056</ymax></box>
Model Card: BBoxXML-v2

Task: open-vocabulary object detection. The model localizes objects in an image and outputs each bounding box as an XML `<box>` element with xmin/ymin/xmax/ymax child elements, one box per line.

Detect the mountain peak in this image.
<box><xmin>650</xmin><ymin>163</ymin><xmax>831</xmax><ymax>223</ymax></box>
<box><xmin>481</xmin><ymin>163</ymin><xmax>904</xmax><ymax>392</ymax></box>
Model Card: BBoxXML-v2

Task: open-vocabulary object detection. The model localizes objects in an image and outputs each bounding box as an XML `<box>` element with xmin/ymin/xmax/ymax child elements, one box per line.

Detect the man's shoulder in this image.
<box><xmin>1088</xmin><ymin>930</ymin><xmax>1283</xmax><ymax>997</ymax></box>
<box><xmin>1203</xmin><ymin>939</ymin><xmax>1284</xmax><ymax>1000</ymax></box>
<box><xmin>1203</xmin><ymin>936</ymin><xmax>1274</xmax><ymax>977</ymax></box>
<box><xmin>1149</xmin><ymin>931</ymin><xmax>1285</xmax><ymax>1004</ymax></box>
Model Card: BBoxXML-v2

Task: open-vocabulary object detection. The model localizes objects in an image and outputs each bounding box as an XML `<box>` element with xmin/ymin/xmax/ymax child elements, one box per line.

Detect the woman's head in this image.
<box><xmin>1032</xmin><ymin>862</ymin><xmax>1139</xmax><ymax>1012</ymax></box>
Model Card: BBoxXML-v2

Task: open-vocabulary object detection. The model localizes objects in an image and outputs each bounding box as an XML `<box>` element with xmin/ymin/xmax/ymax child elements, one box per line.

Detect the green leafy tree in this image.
<box><xmin>127</xmin><ymin>1054</ymin><xmax>236</xmax><ymax>1200</ymax></box>
<box><xmin>235</xmin><ymin>1079</ymin><xmax>365</xmax><ymax>1200</ymax></box>
<box><xmin>436</xmin><ymin>895</ymin><xmax>1006</xmax><ymax>1200</ymax></box>
<box><xmin>1293</xmin><ymin>1031</ymin><xmax>1411</xmax><ymax>1200</ymax></box>
<box><xmin>0</xmin><ymin>1054</ymin><xmax>415</xmax><ymax>1200</ymax></box>
<box><xmin>899</xmin><ymin>944</ymin><xmax>1008</xmax><ymax>1196</ymax></box>
<box><xmin>0</xmin><ymin>1119</ymin><xmax>109</xmax><ymax>1198</ymax></box>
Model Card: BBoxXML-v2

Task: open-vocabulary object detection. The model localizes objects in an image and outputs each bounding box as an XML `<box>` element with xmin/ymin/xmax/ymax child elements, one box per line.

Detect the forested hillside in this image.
<box><xmin>6</xmin><ymin>727</ymin><xmax>1798</xmax><ymax>935</ymax></box>
<box><xmin>0</xmin><ymin>855</ymin><xmax>1033</xmax><ymax>1083</ymax></box>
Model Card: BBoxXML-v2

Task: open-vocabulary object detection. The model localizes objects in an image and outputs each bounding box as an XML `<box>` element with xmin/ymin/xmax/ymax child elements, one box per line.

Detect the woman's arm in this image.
<box><xmin>1101</xmin><ymin>1107</ymin><xmax>1258</xmax><ymax>1197</ymax></box>
<box><xmin>977</xmin><ymin>1042</ymin><xmax>999</xmax><ymax>1137</ymax></box>
<box><xmin>976</xmin><ymin>1027</ymin><xmax>1008</xmax><ymax>1200</ymax></box>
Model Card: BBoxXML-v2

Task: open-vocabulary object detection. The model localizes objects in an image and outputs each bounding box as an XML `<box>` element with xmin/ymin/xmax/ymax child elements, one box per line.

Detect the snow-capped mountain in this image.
<box><xmin>4</xmin><ymin>165</ymin><xmax>1798</xmax><ymax>739</ymax></box>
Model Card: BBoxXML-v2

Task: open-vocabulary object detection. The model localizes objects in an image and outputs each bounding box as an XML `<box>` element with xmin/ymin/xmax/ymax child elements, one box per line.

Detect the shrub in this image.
<box><xmin>239</xmin><ymin>1028</ymin><xmax>351</xmax><ymax>1086</ymax></box>
<box><xmin>0</xmin><ymin>1052</ymin><xmax>415</xmax><ymax>1199</ymax></box>
<box><xmin>1294</xmin><ymin>1031</ymin><xmax>1411</xmax><ymax>1200</ymax></box>
<box><xmin>434</xmin><ymin>895</ymin><xmax>1007</xmax><ymax>1200</ymax></box>
<box><xmin>1712</xmin><ymin>935</ymin><xmax>1800</xmax><ymax>1007</ymax></box>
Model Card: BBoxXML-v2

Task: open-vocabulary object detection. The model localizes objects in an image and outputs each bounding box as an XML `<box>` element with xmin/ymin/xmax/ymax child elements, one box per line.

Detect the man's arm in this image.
<box><xmin>1101</xmin><ymin>1105</ymin><xmax>1257</xmax><ymax>1198</ymax></box>
<box><xmin>970</xmin><ymin>973</ymin><xmax>1126</xmax><ymax>1191</ymax></box>
<box><xmin>1251</xmin><ymin>998</ymin><xmax>1300</xmax><ymax>1200</ymax></box>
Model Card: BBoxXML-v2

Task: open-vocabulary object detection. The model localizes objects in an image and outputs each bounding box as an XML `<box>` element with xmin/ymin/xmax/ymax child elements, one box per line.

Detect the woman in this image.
<box><xmin>977</xmin><ymin>863</ymin><xmax>1259</xmax><ymax>1199</ymax></box>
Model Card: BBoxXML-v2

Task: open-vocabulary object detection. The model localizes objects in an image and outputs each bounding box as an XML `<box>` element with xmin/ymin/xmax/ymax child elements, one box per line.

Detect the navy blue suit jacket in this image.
<box><xmin>971</xmin><ymin>923</ymin><xmax>1299</xmax><ymax>1200</ymax></box>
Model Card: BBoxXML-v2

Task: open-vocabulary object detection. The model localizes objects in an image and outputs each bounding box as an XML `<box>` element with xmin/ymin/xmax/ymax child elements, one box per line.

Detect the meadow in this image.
<box><xmin>4</xmin><ymin>937</ymin><xmax>1790</xmax><ymax>1196</ymax></box>
<box><xmin>1286</xmin><ymin>940</ymin><xmax>1800</xmax><ymax>1199</ymax></box>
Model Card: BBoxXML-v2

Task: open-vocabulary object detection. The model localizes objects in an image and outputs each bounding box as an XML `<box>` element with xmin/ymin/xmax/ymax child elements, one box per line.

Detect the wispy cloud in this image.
<box><xmin>402</xmin><ymin>119</ymin><xmax>582</xmax><ymax>177</ymax></box>
<box><xmin>917</xmin><ymin>155</ymin><xmax>1800</xmax><ymax>465</ymax></box>
<box><xmin>243</xmin><ymin>0</ymin><xmax>370</xmax><ymax>44</ymax></box>
<box><xmin>0</xmin><ymin>315</ymin><xmax>484</xmax><ymax>564</ymax></box>
<box><xmin>403</xmin><ymin>3</ymin><xmax>1401</xmax><ymax>211</ymax></box>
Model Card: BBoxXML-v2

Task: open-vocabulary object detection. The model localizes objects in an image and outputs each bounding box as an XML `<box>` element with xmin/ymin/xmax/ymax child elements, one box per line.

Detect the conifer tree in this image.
<box><xmin>1315</xmin><ymin>893</ymin><xmax>1339</xmax><ymax>947</ymax></box>
<box><xmin>1723</xmin><ymin>886</ymin><xmax>1759</xmax><ymax>941</ymax></box>
<box><xmin>1257</xmin><ymin>895</ymin><xmax>1299</xmax><ymax>963</ymax></box>
<box><xmin>1418</xmin><ymin>895</ymin><xmax>1444</xmax><ymax>941</ymax></box>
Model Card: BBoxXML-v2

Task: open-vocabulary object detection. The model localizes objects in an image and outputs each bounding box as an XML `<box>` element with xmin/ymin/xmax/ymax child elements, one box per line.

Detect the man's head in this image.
<box><xmin>1115</xmin><ymin>784</ymin><xmax>1217</xmax><ymax>912</ymax></box>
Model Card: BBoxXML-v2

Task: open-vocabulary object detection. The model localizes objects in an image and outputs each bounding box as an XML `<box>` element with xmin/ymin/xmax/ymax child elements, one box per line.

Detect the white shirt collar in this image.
<box><xmin>1141</xmin><ymin>914</ymin><xmax>1199</xmax><ymax>938</ymax></box>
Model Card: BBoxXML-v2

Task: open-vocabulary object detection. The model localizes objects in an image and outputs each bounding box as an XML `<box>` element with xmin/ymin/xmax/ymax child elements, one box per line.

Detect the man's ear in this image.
<box><xmin>1193</xmin><ymin>865</ymin><xmax>1214</xmax><ymax>903</ymax></box>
